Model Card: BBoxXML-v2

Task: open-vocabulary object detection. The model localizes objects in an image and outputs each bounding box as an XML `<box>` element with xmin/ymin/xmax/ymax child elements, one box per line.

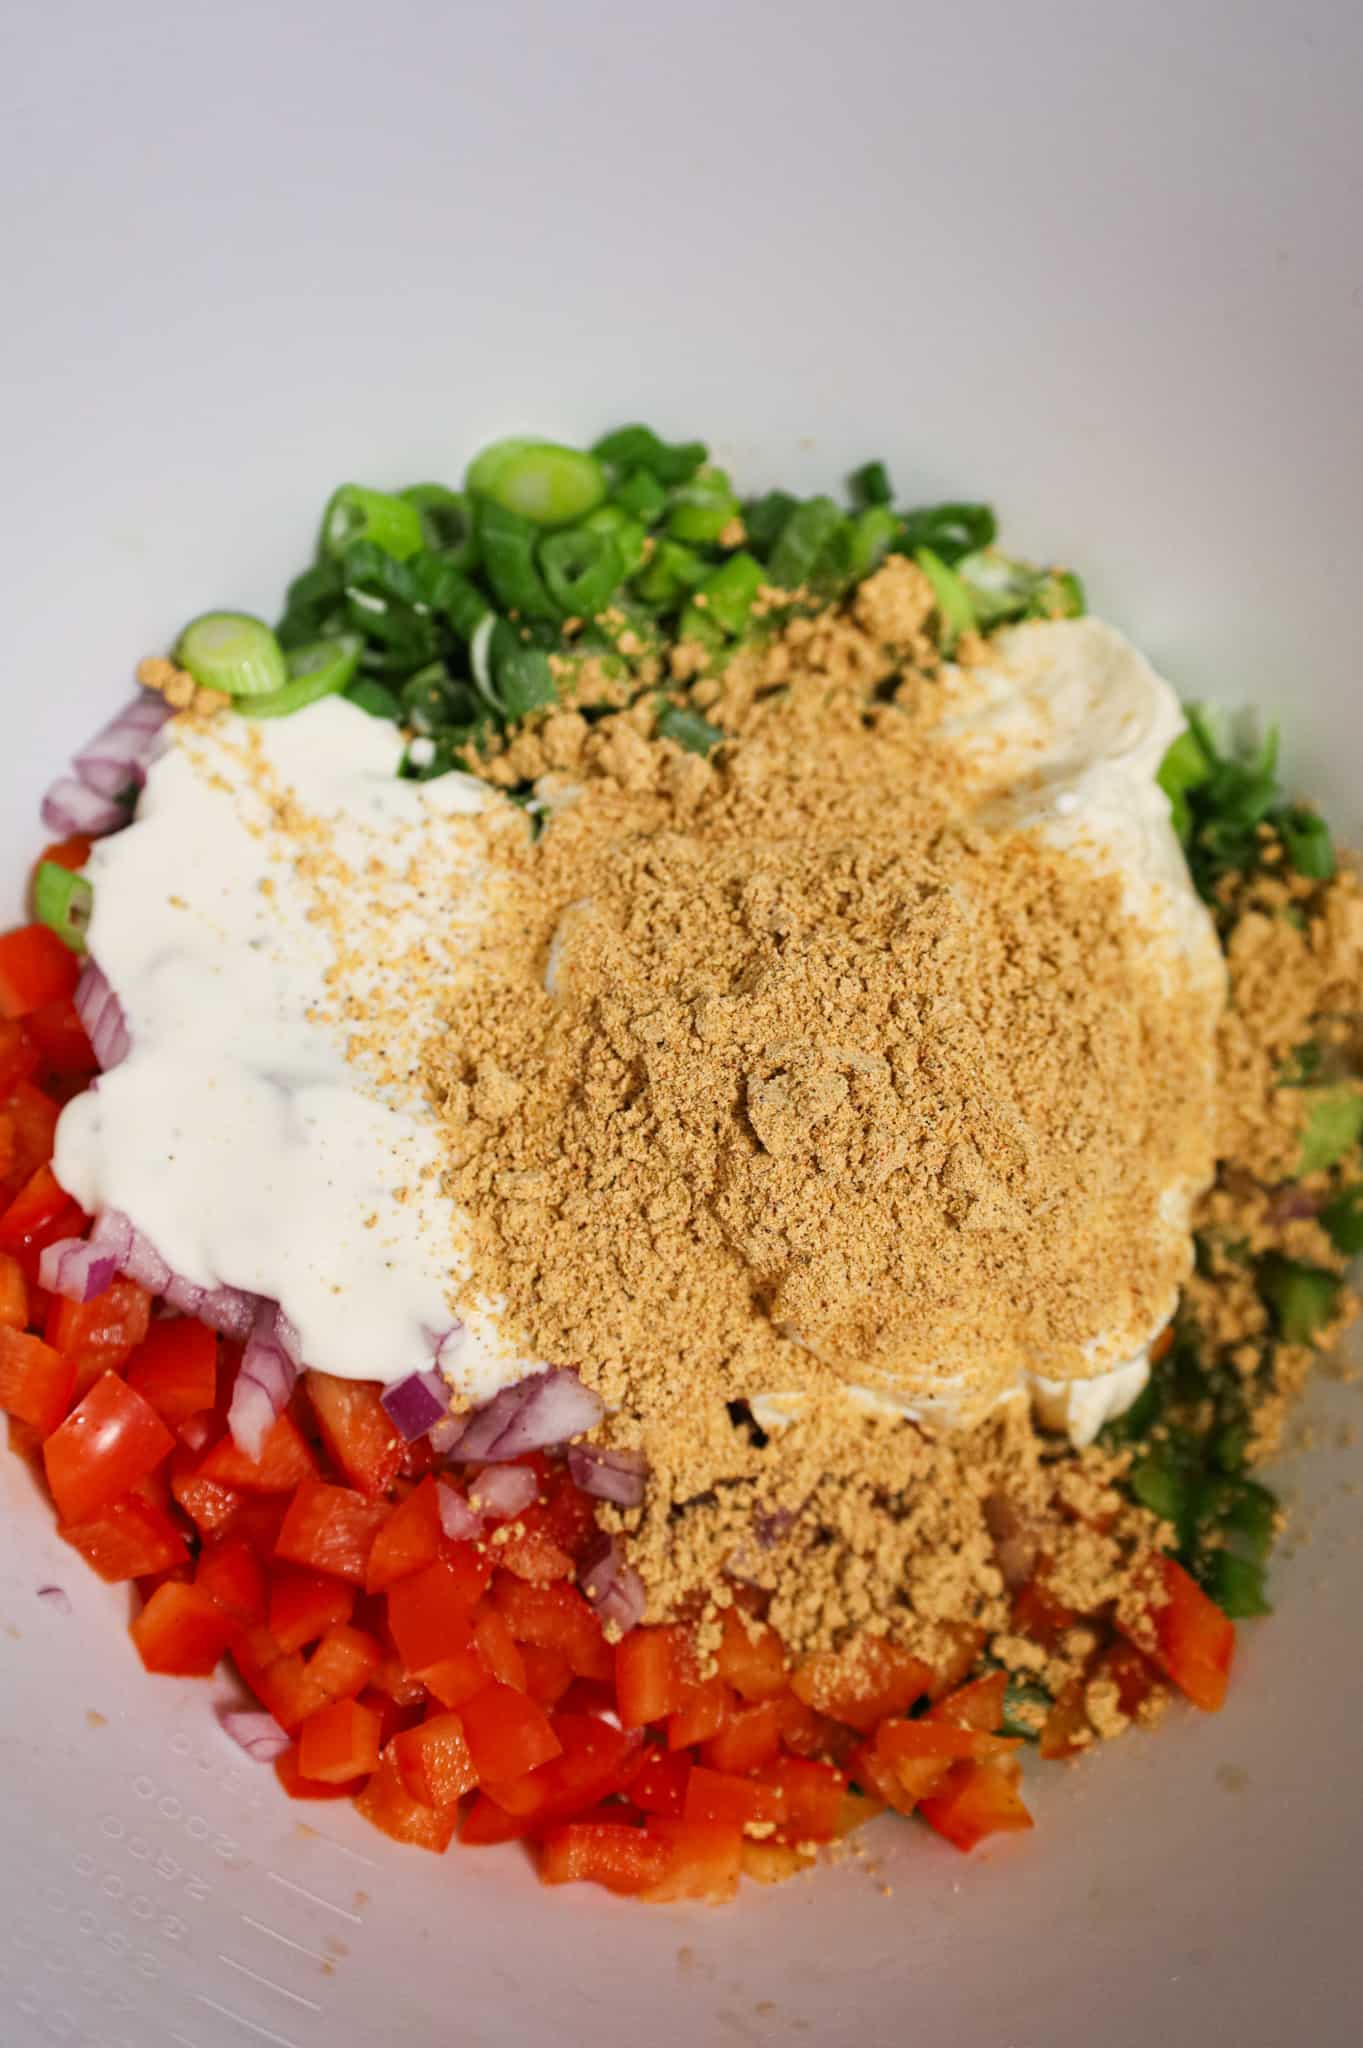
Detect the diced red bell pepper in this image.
<box><xmin>494</xmin><ymin>1504</ymin><xmax>575</xmax><ymax>1585</ymax></box>
<box><xmin>1139</xmin><ymin>1554</ymin><xmax>1236</xmax><ymax>1712</ymax></box>
<box><xmin>459</xmin><ymin>1682</ymin><xmax>563</xmax><ymax>1782</ymax></box>
<box><xmin>683</xmin><ymin>1765</ymin><xmax>786</xmax><ymax>1831</ymax></box>
<box><xmin>60</xmin><ymin>1491</ymin><xmax>189</xmax><ymax>1581</ymax></box>
<box><xmin>875</xmin><ymin>1719</ymin><xmax>1020</xmax><ymax>1768</ymax></box>
<box><xmin>369</xmin><ymin>1653</ymin><xmax>430</xmax><ymax>1708</ymax></box>
<box><xmin>918</xmin><ymin>1757</ymin><xmax>1035</xmax><ymax>1853</ymax></box>
<box><xmin>0</xmin><ymin>1250</ymin><xmax>28</xmax><ymax>1329</ymax></box>
<box><xmin>538</xmin><ymin>1821</ymin><xmax>670</xmax><ymax>1897</ymax></box>
<box><xmin>391</xmin><ymin>1711</ymin><xmax>479</xmax><ymax>1807</ymax></box>
<box><xmin>1038</xmin><ymin>1678</ymin><xmax>1092</xmax><ymax>1761</ymax></box>
<box><xmin>239</xmin><ymin>1648</ymin><xmax>329</xmax><ymax>1732</ymax></box>
<box><xmin>616</xmin><ymin>1623</ymin><xmax>689</xmax><ymax>1728</ymax></box>
<box><xmin>491</xmin><ymin>1574</ymin><xmax>614</xmax><ymax>1680</ymax></box>
<box><xmin>196</xmin><ymin>1412</ymin><xmax>318</xmax><ymax>1493</ymax></box>
<box><xmin>791</xmin><ymin>1635</ymin><xmax>934</xmax><ymax>1732</ymax></box>
<box><xmin>700</xmin><ymin>1696</ymin><xmax>784</xmax><ymax>1774</ymax></box>
<box><xmin>47</xmin><ymin>1278</ymin><xmax>154</xmax><ymax>1398</ymax></box>
<box><xmin>298</xmin><ymin>1698</ymin><xmax>383</xmax><ymax>1784</ymax></box>
<box><xmin>484</xmin><ymin>1713</ymin><xmax>637</xmax><ymax>1826</ymax></box>
<box><xmin>268</xmin><ymin>1565</ymin><xmax>356</xmax><ymax>1652</ymax></box>
<box><xmin>1096</xmin><ymin>1637</ymin><xmax>1161</xmax><ymax>1718</ymax></box>
<box><xmin>0</xmin><ymin>1324</ymin><xmax>76</xmax><ymax>1436</ymax></box>
<box><xmin>305</xmin><ymin>1370</ymin><xmax>403</xmax><ymax>1499</ymax></box>
<box><xmin>458</xmin><ymin>1791</ymin><xmax>532</xmax><ymax>1847</ymax></box>
<box><xmin>521</xmin><ymin>1644</ymin><xmax>575</xmax><ymax>1706</ymax></box>
<box><xmin>34</xmin><ymin>836</ymin><xmax>92</xmax><ymax>878</ymax></box>
<box><xmin>713</xmin><ymin>1605</ymin><xmax>789</xmax><ymax>1701</ymax></box>
<box><xmin>539</xmin><ymin>1467</ymin><xmax>600</xmax><ymax>1561</ymax></box>
<box><xmin>929</xmin><ymin>1669</ymin><xmax>1009</xmax><ymax>1733</ymax></box>
<box><xmin>274</xmin><ymin>1746</ymin><xmax>361</xmax><ymax>1802</ymax></box>
<box><xmin>626</xmin><ymin>1745</ymin><xmax>692</xmax><ymax>1818</ymax></box>
<box><xmin>667</xmin><ymin>1672</ymin><xmax>733</xmax><ymax>1752</ymax></box>
<box><xmin>387</xmin><ymin>1552</ymin><xmax>491</xmax><ymax>1674</ymax></box>
<box><xmin>170</xmin><ymin>1450</ymin><xmax>243</xmax><ymax>1538</ymax></box>
<box><xmin>24</xmin><ymin>998</ymin><xmax>96</xmax><ymax>1083</ymax></box>
<box><xmin>0</xmin><ymin>924</ymin><xmax>79</xmax><ymax>1019</ymax></box>
<box><xmin>472</xmin><ymin>1604</ymin><xmax>527</xmax><ymax>1690</ymax></box>
<box><xmin>355</xmin><ymin>1750</ymin><xmax>458</xmax><ymax>1853</ymax></box>
<box><xmin>306</xmin><ymin>1623</ymin><xmax>382</xmax><ymax>1703</ymax></box>
<box><xmin>421</xmin><ymin>1643</ymin><xmax>492</xmax><ymax>1710</ymax></box>
<box><xmin>925</xmin><ymin>1624</ymin><xmax>989</xmax><ymax>1700</ymax></box>
<box><xmin>0</xmin><ymin>1020</ymin><xmax>41</xmax><ymax>1101</ymax></box>
<box><xmin>364</xmin><ymin>1475</ymin><xmax>443</xmax><ymax>1592</ymax></box>
<box><xmin>43</xmin><ymin>1372</ymin><xmax>175</xmax><ymax>1523</ymax></box>
<box><xmin>641</xmin><ymin>1817</ymin><xmax>744</xmax><ymax>1904</ymax></box>
<box><xmin>0</xmin><ymin>1163</ymin><xmax>84</xmax><ymax>1264</ymax></box>
<box><xmin>131</xmin><ymin>1581</ymin><xmax>236</xmax><ymax>1677</ymax></box>
<box><xmin>1011</xmin><ymin>1576</ymin><xmax>1077</xmax><ymax>1654</ymax></box>
<box><xmin>125</xmin><ymin>1318</ymin><xmax>217</xmax><ymax>1428</ymax></box>
<box><xmin>196</xmin><ymin>1535</ymin><xmax>267</xmax><ymax>1623</ymax></box>
<box><xmin>274</xmin><ymin>1478</ymin><xmax>389</xmax><ymax>1583</ymax></box>
<box><xmin>759</xmin><ymin>1755</ymin><xmax>846</xmax><ymax>1844</ymax></box>
<box><xmin>0</xmin><ymin>1083</ymin><xmax>59</xmax><ymax>1203</ymax></box>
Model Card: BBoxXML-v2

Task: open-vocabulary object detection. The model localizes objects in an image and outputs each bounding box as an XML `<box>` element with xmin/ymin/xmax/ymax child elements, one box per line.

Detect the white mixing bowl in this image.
<box><xmin>3</xmin><ymin>5</ymin><xmax>1361</xmax><ymax>2044</ymax></box>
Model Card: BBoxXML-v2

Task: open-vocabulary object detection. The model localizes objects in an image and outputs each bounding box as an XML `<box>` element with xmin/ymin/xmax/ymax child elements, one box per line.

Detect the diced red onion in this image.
<box><xmin>41</xmin><ymin>776</ymin><xmax>128</xmax><ymax>839</ymax></box>
<box><xmin>227</xmin><ymin>1302</ymin><xmax>298</xmax><ymax>1460</ymax></box>
<box><xmin>199</xmin><ymin>1286</ymin><xmax>259</xmax><ymax>1341</ymax></box>
<box><xmin>89</xmin><ymin>1209</ymin><xmax>133</xmax><ymax>1265</ymax></box>
<box><xmin>567</xmin><ymin>1443</ymin><xmax>648</xmax><ymax>1507</ymax></box>
<box><xmin>452</xmin><ymin>1368</ymin><xmax>605</xmax><ymax>1463</ymax></box>
<box><xmin>117</xmin><ymin>1223</ymin><xmax>172</xmax><ymax>1293</ymax></box>
<box><xmin>1268</xmin><ymin>1184</ymin><xmax>1322</xmax><ymax>1225</ymax></box>
<box><xmin>37</xmin><ymin>1234</ymin><xmax>120</xmax><ymax>1303</ymax></box>
<box><xmin>432</xmin><ymin>1323</ymin><xmax>466</xmax><ymax>1372</ymax></box>
<box><xmin>36</xmin><ymin>1584</ymin><xmax>72</xmax><ymax>1614</ymax></box>
<box><xmin>469</xmin><ymin>1463</ymin><xmax>538</xmax><ymax>1519</ymax></box>
<box><xmin>381</xmin><ymin>1367</ymin><xmax>453</xmax><ymax>1444</ymax></box>
<box><xmin>578</xmin><ymin>1533</ymin><xmax>646</xmax><ymax>1635</ymax></box>
<box><xmin>217</xmin><ymin>1708</ymin><xmax>291</xmax><ymax>1764</ymax></box>
<box><xmin>162</xmin><ymin>1271</ymin><xmax>208</xmax><ymax>1318</ymax></box>
<box><xmin>436</xmin><ymin>1480</ymin><xmax>484</xmax><ymax>1541</ymax></box>
<box><xmin>74</xmin><ymin>960</ymin><xmax>131</xmax><ymax>1070</ymax></box>
<box><xmin>429</xmin><ymin>1411</ymin><xmax>468</xmax><ymax>1457</ymax></box>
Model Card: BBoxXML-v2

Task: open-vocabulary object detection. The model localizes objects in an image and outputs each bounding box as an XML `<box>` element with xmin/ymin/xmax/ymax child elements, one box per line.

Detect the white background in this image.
<box><xmin>2</xmin><ymin>4</ymin><xmax>1361</xmax><ymax>2044</ymax></box>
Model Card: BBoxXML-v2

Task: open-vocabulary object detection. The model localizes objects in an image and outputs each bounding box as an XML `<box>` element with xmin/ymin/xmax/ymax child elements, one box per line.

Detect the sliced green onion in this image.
<box><xmin>655</xmin><ymin>700</ymin><xmax>724</xmax><ymax>756</ymax></box>
<box><xmin>897</xmin><ymin>502</ymin><xmax>996</xmax><ymax>565</ymax></box>
<box><xmin>1129</xmin><ymin>1441</ymin><xmax>1200</xmax><ymax>1535</ymax></box>
<box><xmin>474</xmin><ymin>500</ymin><xmax>559</xmax><ymax>618</ymax></box>
<box><xmin>742</xmin><ymin>490</ymin><xmax>799</xmax><ymax>556</ymax></box>
<box><xmin>635</xmin><ymin>538</ymin><xmax>706</xmax><ymax>607</ymax></box>
<box><xmin>1278</xmin><ymin>805</ymin><xmax>1335</xmax><ymax>880</ymax></box>
<box><xmin>1321</xmin><ymin>1183</ymin><xmax>1363</xmax><ymax>1255</ymax></box>
<box><xmin>467</xmin><ymin>438</ymin><xmax>606</xmax><ymax>527</ymax></box>
<box><xmin>581</xmin><ymin>504</ymin><xmax>649</xmax><ymax>580</ymax></box>
<box><xmin>767</xmin><ymin>497</ymin><xmax>844</xmax><ymax>590</ymax></box>
<box><xmin>439</xmin><ymin>569</ymin><xmax>494</xmax><ymax>642</ymax></box>
<box><xmin>1259</xmin><ymin>1256</ymin><xmax>1339</xmax><ymax>1344</ymax></box>
<box><xmin>850</xmin><ymin>459</ymin><xmax>892</xmax><ymax>508</ymax></box>
<box><xmin>848</xmin><ymin>506</ymin><xmax>899</xmax><ymax>580</ymax></box>
<box><xmin>321</xmin><ymin>484</ymin><xmax>424</xmax><ymax>563</ymax></box>
<box><xmin>176</xmin><ymin>612</ymin><xmax>289</xmax><ymax>698</ymax></box>
<box><xmin>490</xmin><ymin>623</ymin><xmax>557</xmax><ymax>720</ymax></box>
<box><xmin>1202</xmin><ymin>1551</ymin><xmax>1271</xmax><ymax>1619</ymax></box>
<box><xmin>999</xmin><ymin>1679</ymin><xmax>1051</xmax><ymax>1741</ymax></box>
<box><xmin>346</xmin><ymin>678</ymin><xmax>404</xmax><ymax>721</ymax></box>
<box><xmin>1205</xmin><ymin>1475</ymin><xmax>1278</xmax><ymax>1562</ymax></box>
<box><xmin>1030</xmin><ymin>568</ymin><xmax>1086</xmax><ymax>619</ymax></box>
<box><xmin>1297</xmin><ymin>1085</ymin><xmax>1363</xmax><ymax>1174</ymax></box>
<box><xmin>914</xmin><ymin>547</ymin><xmax>977</xmax><ymax>654</ymax></box>
<box><xmin>538</xmin><ymin>528</ymin><xmax>625</xmax><ymax>617</ymax></box>
<box><xmin>666</xmin><ymin>466</ymin><xmax>741</xmax><ymax>545</ymax></box>
<box><xmin>239</xmin><ymin>635</ymin><xmax>363</xmax><ymax>719</ymax></box>
<box><xmin>591</xmin><ymin>424</ymin><xmax>706</xmax><ymax>485</ymax></box>
<box><xmin>692</xmin><ymin>551</ymin><xmax>764</xmax><ymax>637</ymax></box>
<box><xmin>612</xmin><ymin>468</ymin><xmax>668</xmax><ymax>523</ymax></box>
<box><xmin>400</xmin><ymin>484</ymin><xmax>478</xmax><ymax>567</ymax></box>
<box><xmin>276</xmin><ymin>559</ymin><xmax>349</xmax><ymax>647</ymax></box>
<box><xmin>34</xmin><ymin>862</ymin><xmax>92</xmax><ymax>953</ymax></box>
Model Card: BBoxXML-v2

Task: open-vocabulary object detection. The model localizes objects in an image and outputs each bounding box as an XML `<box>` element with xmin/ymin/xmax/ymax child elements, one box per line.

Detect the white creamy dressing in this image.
<box><xmin>54</xmin><ymin>699</ymin><xmax>537</xmax><ymax>1405</ymax></box>
<box><xmin>54</xmin><ymin>619</ymin><xmax>1220</xmax><ymax>1447</ymax></box>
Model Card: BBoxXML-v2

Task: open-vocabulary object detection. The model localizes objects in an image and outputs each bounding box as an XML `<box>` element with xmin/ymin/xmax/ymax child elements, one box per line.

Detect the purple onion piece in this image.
<box><xmin>41</xmin><ymin>777</ymin><xmax>127</xmax><ymax>839</ymax></box>
<box><xmin>217</xmin><ymin>1708</ymin><xmax>291</xmax><ymax>1764</ymax></box>
<box><xmin>227</xmin><ymin>1303</ymin><xmax>298</xmax><ymax>1459</ymax></box>
<box><xmin>381</xmin><ymin>1367</ymin><xmax>452</xmax><ymax>1444</ymax></box>
<box><xmin>74</xmin><ymin>960</ymin><xmax>131</xmax><ymax>1070</ymax></box>
<box><xmin>578</xmin><ymin>1533</ymin><xmax>646</xmax><ymax>1635</ymax></box>
<box><xmin>469</xmin><ymin>1464</ymin><xmax>538</xmax><ymax>1519</ymax></box>
<box><xmin>161</xmin><ymin>1271</ymin><xmax>208</xmax><ymax>1318</ymax></box>
<box><xmin>436</xmin><ymin>1480</ymin><xmax>484</xmax><ymax>1541</ymax></box>
<box><xmin>566</xmin><ymin>1443</ymin><xmax>648</xmax><ymax>1507</ymax></box>
<box><xmin>37</xmin><ymin>1236</ymin><xmax>119</xmax><ymax>1303</ymax></box>
<box><xmin>36</xmin><ymin>1584</ymin><xmax>72</xmax><ymax>1615</ymax></box>
<box><xmin>451</xmin><ymin>1368</ymin><xmax>605</xmax><ymax>1463</ymax></box>
<box><xmin>89</xmin><ymin>1209</ymin><xmax>134</xmax><ymax>1264</ymax></box>
<box><xmin>199</xmin><ymin>1286</ymin><xmax>259</xmax><ymax>1341</ymax></box>
<box><xmin>429</xmin><ymin>1411</ymin><xmax>468</xmax><ymax>1457</ymax></box>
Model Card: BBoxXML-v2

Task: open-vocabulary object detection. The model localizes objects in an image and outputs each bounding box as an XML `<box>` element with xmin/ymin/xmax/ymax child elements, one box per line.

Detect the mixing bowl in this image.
<box><xmin>3</xmin><ymin>5</ymin><xmax>1361</xmax><ymax>2043</ymax></box>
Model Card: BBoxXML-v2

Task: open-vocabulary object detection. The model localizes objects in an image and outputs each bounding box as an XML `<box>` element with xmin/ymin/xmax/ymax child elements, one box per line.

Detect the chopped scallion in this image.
<box><xmin>321</xmin><ymin>484</ymin><xmax>425</xmax><ymax>563</ymax></box>
<box><xmin>239</xmin><ymin>635</ymin><xmax>363</xmax><ymax>719</ymax></box>
<box><xmin>175</xmin><ymin>612</ymin><xmax>289</xmax><ymax>698</ymax></box>
<box><xmin>33</xmin><ymin>862</ymin><xmax>92</xmax><ymax>953</ymax></box>
<box><xmin>467</xmin><ymin>438</ymin><xmax>606</xmax><ymax>527</ymax></box>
